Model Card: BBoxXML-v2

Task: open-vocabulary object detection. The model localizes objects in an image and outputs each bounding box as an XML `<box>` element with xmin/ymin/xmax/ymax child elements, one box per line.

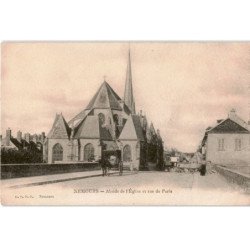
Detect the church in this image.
<box><xmin>44</xmin><ymin>50</ymin><xmax>164</xmax><ymax>170</ymax></box>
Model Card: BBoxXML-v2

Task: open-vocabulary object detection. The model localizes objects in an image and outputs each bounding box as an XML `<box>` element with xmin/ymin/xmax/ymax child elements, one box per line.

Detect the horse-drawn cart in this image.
<box><xmin>101</xmin><ymin>150</ymin><xmax>123</xmax><ymax>176</ymax></box>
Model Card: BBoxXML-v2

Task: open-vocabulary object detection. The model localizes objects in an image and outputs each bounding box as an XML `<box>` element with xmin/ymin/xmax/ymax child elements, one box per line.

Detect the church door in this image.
<box><xmin>52</xmin><ymin>143</ymin><xmax>63</xmax><ymax>163</ymax></box>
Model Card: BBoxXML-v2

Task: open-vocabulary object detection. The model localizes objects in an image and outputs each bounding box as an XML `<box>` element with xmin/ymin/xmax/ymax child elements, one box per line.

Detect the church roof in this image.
<box><xmin>118</xmin><ymin>115</ymin><xmax>145</xmax><ymax>141</ymax></box>
<box><xmin>74</xmin><ymin>115</ymin><xmax>113</xmax><ymax>140</ymax></box>
<box><xmin>124</xmin><ymin>49</ymin><xmax>136</xmax><ymax>114</ymax></box>
<box><xmin>85</xmin><ymin>81</ymin><xmax>122</xmax><ymax>111</ymax></box>
<box><xmin>47</xmin><ymin>113</ymin><xmax>71</xmax><ymax>139</ymax></box>
<box><xmin>68</xmin><ymin>82</ymin><xmax>131</xmax><ymax>127</ymax></box>
<box><xmin>132</xmin><ymin>115</ymin><xmax>145</xmax><ymax>141</ymax></box>
<box><xmin>68</xmin><ymin>110</ymin><xmax>87</xmax><ymax>127</ymax></box>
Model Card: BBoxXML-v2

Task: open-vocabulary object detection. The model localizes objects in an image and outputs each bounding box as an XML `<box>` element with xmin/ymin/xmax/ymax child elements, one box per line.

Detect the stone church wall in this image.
<box><xmin>47</xmin><ymin>138</ymin><xmax>70</xmax><ymax>164</ymax></box>
<box><xmin>121</xmin><ymin>140</ymin><xmax>140</xmax><ymax>170</ymax></box>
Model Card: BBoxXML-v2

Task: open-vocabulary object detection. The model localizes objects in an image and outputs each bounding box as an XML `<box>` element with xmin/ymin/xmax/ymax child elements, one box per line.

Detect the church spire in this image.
<box><xmin>124</xmin><ymin>48</ymin><xmax>136</xmax><ymax>114</ymax></box>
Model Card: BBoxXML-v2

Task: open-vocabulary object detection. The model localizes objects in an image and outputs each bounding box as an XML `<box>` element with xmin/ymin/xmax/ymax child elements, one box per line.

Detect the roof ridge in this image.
<box><xmin>104</xmin><ymin>83</ymin><xmax>112</xmax><ymax>111</ymax></box>
<box><xmin>208</xmin><ymin>117</ymin><xmax>250</xmax><ymax>133</ymax></box>
<box><xmin>85</xmin><ymin>81</ymin><xmax>122</xmax><ymax>111</ymax></box>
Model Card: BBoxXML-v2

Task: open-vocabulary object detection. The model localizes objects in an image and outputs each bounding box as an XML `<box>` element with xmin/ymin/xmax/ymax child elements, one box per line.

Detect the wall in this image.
<box><xmin>79</xmin><ymin>138</ymin><xmax>102</xmax><ymax>161</ymax></box>
<box><xmin>48</xmin><ymin>138</ymin><xmax>71</xmax><ymax>164</ymax></box>
<box><xmin>207</xmin><ymin>133</ymin><xmax>250</xmax><ymax>166</ymax></box>
<box><xmin>212</xmin><ymin>164</ymin><xmax>250</xmax><ymax>190</ymax></box>
<box><xmin>121</xmin><ymin>140</ymin><xmax>140</xmax><ymax>170</ymax></box>
<box><xmin>1</xmin><ymin>162</ymin><xmax>100</xmax><ymax>179</ymax></box>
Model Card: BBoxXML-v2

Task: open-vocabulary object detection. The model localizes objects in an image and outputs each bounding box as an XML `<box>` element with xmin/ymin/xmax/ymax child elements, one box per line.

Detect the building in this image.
<box><xmin>201</xmin><ymin>109</ymin><xmax>250</xmax><ymax>166</ymax></box>
<box><xmin>45</xmin><ymin>50</ymin><xmax>164</xmax><ymax>169</ymax></box>
<box><xmin>1</xmin><ymin>128</ymin><xmax>45</xmax><ymax>152</ymax></box>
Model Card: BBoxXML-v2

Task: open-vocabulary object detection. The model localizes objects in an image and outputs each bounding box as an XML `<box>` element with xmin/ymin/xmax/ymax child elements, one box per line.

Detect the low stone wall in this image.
<box><xmin>1</xmin><ymin>162</ymin><xmax>100</xmax><ymax>179</ymax></box>
<box><xmin>212</xmin><ymin>164</ymin><xmax>250</xmax><ymax>189</ymax></box>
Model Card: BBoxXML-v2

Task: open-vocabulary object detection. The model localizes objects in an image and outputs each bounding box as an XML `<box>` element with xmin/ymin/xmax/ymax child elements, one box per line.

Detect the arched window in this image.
<box><xmin>98</xmin><ymin>113</ymin><xmax>105</xmax><ymax>125</ymax></box>
<box><xmin>123</xmin><ymin>145</ymin><xmax>132</xmax><ymax>162</ymax></box>
<box><xmin>136</xmin><ymin>142</ymin><xmax>140</xmax><ymax>159</ymax></box>
<box><xmin>52</xmin><ymin>143</ymin><xmax>63</xmax><ymax>162</ymax></box>
<box><xmin>113</xmin><ymin>114</ymin><xmax>119</xmax><ymax>126</ymax></box>
<box><xmin>84</xmin><ymin>143</ymin><xmax>95</xmax><ymax>161</ymax></box>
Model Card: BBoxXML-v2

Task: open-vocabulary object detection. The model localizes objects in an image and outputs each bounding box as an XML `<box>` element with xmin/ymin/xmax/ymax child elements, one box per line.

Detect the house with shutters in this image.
<box><xmin>200</xmin><ymin>109</ymin><xmax>250</xmax><ymax>166</ymax></box>
<box><xmin>45</xmin><ymin>50</ymin><xmax>164</xmax><ymax>170</ymax></box>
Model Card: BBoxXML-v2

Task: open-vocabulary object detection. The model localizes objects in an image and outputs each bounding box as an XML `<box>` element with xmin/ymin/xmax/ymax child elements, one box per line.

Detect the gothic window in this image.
<box><xmin>136</xmin><ymin>142</ymin><xmax>140</xmax><ymax>159</ymax></box>
<box><xmin>98</xmin><ymin>113</ymin><xmax>105</xmax><ymax>125</ymax></box>
<box><xmin>84</xmin><ymin>143</ymin><xmax>95</xmax><ymax>161</ymax></box>
<box><xmin>123</xmin><ymin>144</ymin><xmax>132</xmax><ymax>162</ymax></box>
<box><xmin>113</xmin><ymin>114</ymin><xmax>119</xmax><ymax>126</ymax></box>
<box><xmin>52</xmin><ymin>143</ymin><xmax>63</xmax><ymax>162</ymax></box>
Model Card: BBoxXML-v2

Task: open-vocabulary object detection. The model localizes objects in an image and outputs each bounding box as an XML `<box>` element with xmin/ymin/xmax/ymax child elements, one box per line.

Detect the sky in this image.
<box><xmin>1</xmin><ymin>42</ymin><xmax>250</xmax><ymax>152</ymax></box>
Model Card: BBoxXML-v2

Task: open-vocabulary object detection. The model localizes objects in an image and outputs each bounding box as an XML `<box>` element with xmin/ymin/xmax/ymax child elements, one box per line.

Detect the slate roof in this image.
<box><xmin>68</xmin><ymin>81</ymin><xmax>132</xmax><ymax>127</ymax></box>
<box><xmin>47</xmin><ymin>113</ymin><xmax>71</xmax><ymax>139</ymax></box>
<box><xmin>1</xmin><ymin>137</ymin><xmax>41</xmax><ymax>151</ymax></box>
<box><xmin>229</xmin><ymin>112</ymin><xmax>249</xmax><ymax>130</ymax></box>
<box><xmin>132</xmin><ymin>115</ymin><xmax>145</xmax><ymax>141</ymax></box>
<box><xmin>68</xmin><ymin>110</ymin><xmax>87</xmax><ymax>127</ymax></box>
<box><xmin>74</xmin><ymin>115</ymin><xmax>113</xmax><ymax>140</ymax></box>
<box><xmin>85</xmin><ymin>81</ymin><xmax>122</xmax><ymax>111</ymax></box>
<box><xmin>139</xmin><ymin>114</ymin><xmax>148</xmax><ymax>130</ymax></box>
<box><xmin>118</xmin><ymin>115</ymin><xmax>145</xmax><ymax>141</ymax></box>
<box><xmin>1</xmin><ymin>137</ymin><xmax>19</xmax><ymax>149</ymax></box>
<box><xmin>123</xmin><ymin>103</ymin><xmax>132</xmax><ymax>115</ymax></box>
<box><xmin>208</xmin><ymin>118</ymin><xmax>250</xmax><ymax>134</ymax></box>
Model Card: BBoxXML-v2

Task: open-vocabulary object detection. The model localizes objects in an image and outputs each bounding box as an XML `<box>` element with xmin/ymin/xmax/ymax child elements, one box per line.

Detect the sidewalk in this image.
<box><xmin>1</xmin><ymin>170</ymin><xmax>117</xmax><ymax>189</ymax></box>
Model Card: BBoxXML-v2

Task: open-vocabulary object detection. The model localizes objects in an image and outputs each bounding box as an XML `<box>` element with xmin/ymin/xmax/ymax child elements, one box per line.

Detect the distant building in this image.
<box><xmin>45</xmin><ymin>50</ymin><xmax>164</xmax><ymax>169</ymax></box>
<box><xmin>201</xmin><ymin>109</ymin><xmax>250</xmax><ymax>166</ymax></box>
<box><xmin>1</xmin><ymin>128</ymin><xmax>45</xmax><ymax>152</ymax></box>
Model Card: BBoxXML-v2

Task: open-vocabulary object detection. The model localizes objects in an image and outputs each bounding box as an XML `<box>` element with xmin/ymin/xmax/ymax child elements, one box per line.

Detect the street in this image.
<box><xmin>1</xmin><ymin>168</ymin><xmax>249</xmax><ymax>205</ymax></box>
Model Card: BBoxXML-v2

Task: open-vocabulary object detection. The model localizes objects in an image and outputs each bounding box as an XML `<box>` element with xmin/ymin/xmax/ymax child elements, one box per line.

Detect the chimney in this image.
<box><xmin>6</xmin><ymin>128</ymin><xmax>11</xmax><ymax>146</ymax></box>
<box><xmin>41</xmin><ymin>132</ymin><xmax>45</xmax><ymax>143</ymax></box>
<box><xmin>17</xmin><ymin>130</ymin><xmax>22</xmax><ymax>143</ymax></box>
<box><xmin>24</xmin><ymin>133</ymin><xmax>30</xmax><ymax>143</ymax></box>
<box><xmin>229</xmin><ymin>108</ymin><xmax>236</xmax><ymax>118</ymax></box>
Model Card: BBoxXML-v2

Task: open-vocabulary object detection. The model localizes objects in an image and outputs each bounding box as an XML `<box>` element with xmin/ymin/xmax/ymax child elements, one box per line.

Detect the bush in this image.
<box><xmin>1</xmin><ymin>148</ymin><xmax>43</xmax><ymax>164</ymax></box>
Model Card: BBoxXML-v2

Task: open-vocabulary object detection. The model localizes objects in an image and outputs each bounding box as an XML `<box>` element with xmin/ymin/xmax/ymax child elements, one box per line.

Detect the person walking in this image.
<box><xmin>199</xmin><ymin>156</ymin><xmax>206</xmax><ymax>176</ymax></box>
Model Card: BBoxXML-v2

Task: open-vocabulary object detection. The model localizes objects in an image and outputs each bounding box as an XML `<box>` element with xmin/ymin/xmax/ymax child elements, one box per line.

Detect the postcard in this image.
<box><xmin>1</xmin><ymin>42</ymin><xmax>250</xmax><ymax>205</ymax></box>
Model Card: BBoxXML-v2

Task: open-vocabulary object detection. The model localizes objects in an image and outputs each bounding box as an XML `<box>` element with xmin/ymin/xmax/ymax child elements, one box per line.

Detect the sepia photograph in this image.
<box><xmin>1</xmin><ymin>42</ymin><xmax>250</xmax><ymax>205</ymax></box>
